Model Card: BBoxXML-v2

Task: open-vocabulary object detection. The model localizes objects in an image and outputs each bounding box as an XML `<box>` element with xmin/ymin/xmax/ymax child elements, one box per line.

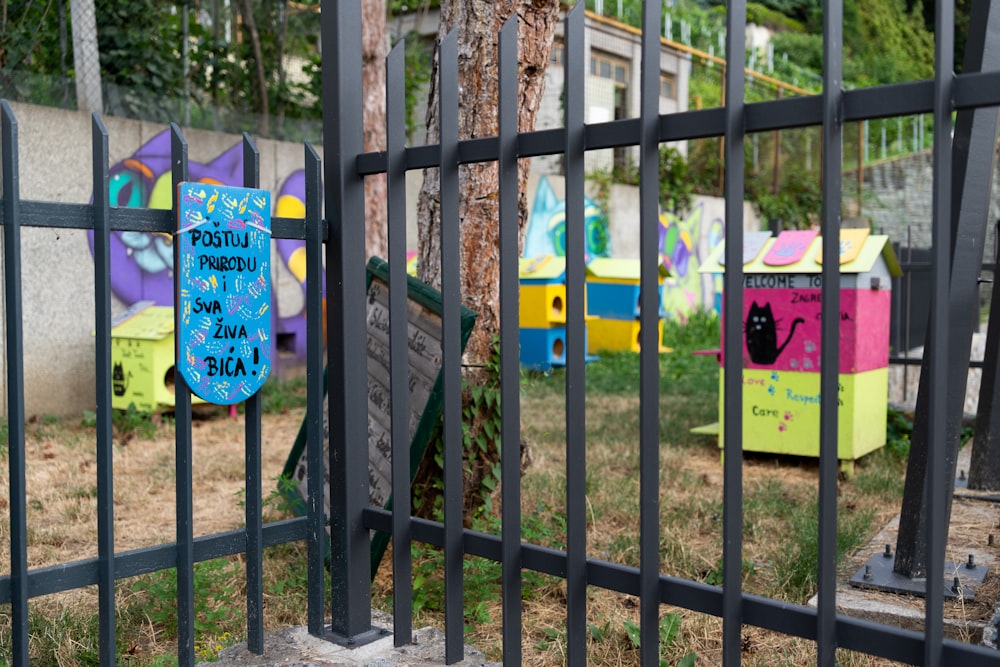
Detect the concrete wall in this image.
<box><xmin>850</xmin><ymin>149</ymin><xmax>1000</xmax><ymax>255</ymax></box>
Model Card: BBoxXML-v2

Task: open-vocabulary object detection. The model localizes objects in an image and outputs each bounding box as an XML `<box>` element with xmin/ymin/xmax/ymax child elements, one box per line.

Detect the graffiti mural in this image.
<box><xmin>522</xmin><ymin>175</ymin><xmax>612</xmax><ymax>260</ymax></box>
<box><xmin>658</xmin><ymin>199</ymin><xmax>725</xmax><ymax>317</ymax></box>
<box><xmin>90</xmin><ymin>130</ymin><xmax>314</xmax><ymax>361</ymax></box>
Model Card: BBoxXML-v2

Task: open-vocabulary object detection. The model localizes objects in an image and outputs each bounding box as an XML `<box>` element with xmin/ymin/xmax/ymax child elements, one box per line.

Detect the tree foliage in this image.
<box><xmin>0</xmin><ymin>0</ymin><xmax>71</xmax><ymax>106</ymax></box>
<box><xmin>0</xmin><ymin>0</ymin><xmax>324</xmax><ymax>140</ymax></box>
<box><xmin>97</xmin><ymin>1</ymin><xmax>188</xmax><ymax>122</ymax></box>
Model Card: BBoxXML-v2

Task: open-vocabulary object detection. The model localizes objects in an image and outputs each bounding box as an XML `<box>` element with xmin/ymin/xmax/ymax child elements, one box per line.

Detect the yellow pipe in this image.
<box><xmin>584</xmin><ymin>10</ymin><xmax>816</xmax><ymax>97</ymax></box>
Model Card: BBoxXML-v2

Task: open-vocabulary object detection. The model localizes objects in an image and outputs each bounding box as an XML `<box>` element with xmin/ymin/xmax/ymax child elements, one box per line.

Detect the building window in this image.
<box><xmin>660</xmin><ymin>73</ymin><xmax>676</xmax><ymax>100</ymax></box>
<box><xmin>590</xmin><ymin>50</ymin><xmax>632</xmax><ymax>168</ymax></box>
<box><xmin>591</xmin><ymin>51</ymin><xmax>629</xmax><ymax>88</ymax></box>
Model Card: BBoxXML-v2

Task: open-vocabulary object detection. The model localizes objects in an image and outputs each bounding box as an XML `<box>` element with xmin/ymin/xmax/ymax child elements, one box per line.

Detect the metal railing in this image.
<box><xmin>0</xmin><ymin>106</ymin><xmax>327</xmax><ymax>665</ymax></box>
<box><xmin>4</xmin><ymin>0</ymin><xmax>1000</xmax><ymax>665</ymax></box>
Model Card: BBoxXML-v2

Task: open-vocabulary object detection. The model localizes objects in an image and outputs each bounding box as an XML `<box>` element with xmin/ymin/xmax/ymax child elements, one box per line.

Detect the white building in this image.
<box><xmin>390</xmin><ymin>8</ymin><xmax>692</xmax><ymax>176</ymax></box>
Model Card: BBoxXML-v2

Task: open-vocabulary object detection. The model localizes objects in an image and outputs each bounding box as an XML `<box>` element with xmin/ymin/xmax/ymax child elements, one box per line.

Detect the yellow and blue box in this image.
<box><xmin>585</xmin><ymin>258</ymin><xmax>669</xmax><ymax>320</ymax></box>
<box><xmin>519</xmin><ymin>256</ymin><xmax>597</xmax><ymax>370</ymax></box>
<box><xmin>519</xmin><ymin>256</ymin><xmax>568</xmax><ymax>329</ymax></box>
<box><xmin>585</xmin><ymin>258</ymin><xmax>670</xmax><ymax>354</ymax></box>
<box><xmin>110</xmin><ymin>304</ymin><xmax>204</xmax><ymax>411</ymax></box>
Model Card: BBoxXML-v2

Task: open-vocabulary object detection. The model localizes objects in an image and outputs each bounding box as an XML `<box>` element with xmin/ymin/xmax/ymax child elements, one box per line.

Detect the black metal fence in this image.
<box><xmin>4</xmin><ymin>0</ymin><xmax>1000</xmax><ymax>665</ymax></box>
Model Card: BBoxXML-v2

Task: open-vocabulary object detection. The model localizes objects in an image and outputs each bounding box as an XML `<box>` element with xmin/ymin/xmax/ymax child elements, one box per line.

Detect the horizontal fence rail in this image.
<box><xmin>4</xmin><ymin>0</ymin><xmax>1000</xmax><ymax>665</ymax></box>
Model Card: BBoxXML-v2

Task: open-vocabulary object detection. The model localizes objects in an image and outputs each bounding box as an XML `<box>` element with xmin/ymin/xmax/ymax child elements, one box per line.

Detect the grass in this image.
<box><xmin>0</xmin><ymin>309</ymin><xmax>955</xmax><ymax>665</ymax></box>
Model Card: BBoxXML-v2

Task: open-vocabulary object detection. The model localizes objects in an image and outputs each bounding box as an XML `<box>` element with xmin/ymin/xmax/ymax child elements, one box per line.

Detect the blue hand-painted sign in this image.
<box><xmin>176</xmin><ymin>182</ymin><xmax>272</xmax><ymax>405</ymax></box>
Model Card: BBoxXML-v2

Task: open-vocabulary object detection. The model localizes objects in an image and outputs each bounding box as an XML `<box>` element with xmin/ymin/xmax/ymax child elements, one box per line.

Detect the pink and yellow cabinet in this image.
<box><xmin>700</xmin><ymin>229</ymin><xmax>901</xmax><ymax>474</ymax></box>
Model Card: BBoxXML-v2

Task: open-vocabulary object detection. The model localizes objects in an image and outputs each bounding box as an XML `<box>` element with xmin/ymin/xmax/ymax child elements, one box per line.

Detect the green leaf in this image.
<box><xmin>676</xmin><ymin>653</ymin><xmax>697</xmax><ymax>667</ymax></box>
<box><xmin>659</xmin><ymin>612</ymin><xmax>681</xmax><ymax>647</ymax></box>
<box><xmin>623</xmin><ymin>619</ymin><xmax>641</xmax><ymax>648</ymax></box>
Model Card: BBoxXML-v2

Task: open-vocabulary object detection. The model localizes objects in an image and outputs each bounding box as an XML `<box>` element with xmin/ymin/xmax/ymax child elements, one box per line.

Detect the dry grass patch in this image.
<box><xmin>0</xmin><ymin>400</ymin><xmax>310</xmax><ymax>664</ymax></box>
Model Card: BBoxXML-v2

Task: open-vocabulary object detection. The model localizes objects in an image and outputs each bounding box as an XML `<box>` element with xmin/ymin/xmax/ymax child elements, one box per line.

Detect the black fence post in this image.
<box><xmin>970</xmin><ymin>218</ymin><xmax>1000</xmax><ymax>490</ymax></box>
<box><xmin>91</xmin><ymin>112</ymin><xmax>117</xmax><ymax>667</ymax></box>
<box><xmin>169</xmin><ymin>122</ymin><xmax>197</xmax><ymax>667</ymax></box>
<box><xmin>321</xmin><ymin>0</ymin><xmax>376</xmax><ymax>644</ymax></box>
<box><xmin>893</xmin><ymin>0</ymin><xmax>1000</xmax><ymax>582</ymax></box>
<box><xmin>2</xmin><ymin>98</ymin><xmax>29</xmax><ymax>667</ymax></box>
<box><xmin>241</xmin><ymin>133</ymin><xmax>265</xmax><ymax>655</ymax></box>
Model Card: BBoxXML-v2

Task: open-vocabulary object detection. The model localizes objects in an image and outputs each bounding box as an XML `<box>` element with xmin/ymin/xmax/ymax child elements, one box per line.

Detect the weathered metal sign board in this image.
<box><xmin>176</xmin><ymin>182</ymin><xmax>272</xmax><ymax>405</ymax></box>
<box><xmin>279</xmin><ymin>257</ymin><xmax>477</xmax><ymax>574</ymax></box>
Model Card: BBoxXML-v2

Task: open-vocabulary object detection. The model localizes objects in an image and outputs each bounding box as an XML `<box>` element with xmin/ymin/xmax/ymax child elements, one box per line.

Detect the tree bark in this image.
<box><xmin>416</xmin><ymin>0</ymin><xmax>560</xmax><ymax>372</ymax></box>
<box><xmin>363</xmin><ymin>0</ymin><xmax>389</xmax><ymax>259</ymax></box>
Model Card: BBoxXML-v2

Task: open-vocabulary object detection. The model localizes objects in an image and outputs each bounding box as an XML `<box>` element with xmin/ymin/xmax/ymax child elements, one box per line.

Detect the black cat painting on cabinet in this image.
<box><xmin>745</xmin><ymin>301</ymin><xmax>804</xmax><ymax>365</ymax></box>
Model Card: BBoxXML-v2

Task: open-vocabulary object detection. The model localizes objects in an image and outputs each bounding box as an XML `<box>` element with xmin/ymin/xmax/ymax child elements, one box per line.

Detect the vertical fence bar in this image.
<box><xmin>497</xmin><ymin>15</ymin><xmax>524</xmax><ymax>666</ymax></box>
<box><xmin>772</xmin><ymin>88</ymin><xmax>782</xmax><ymax>194</ymax></box>
<box><xmin>952</xmin><ymin>0</ymin><xmax>1000</xmax><ymax>487</ymax></box>
<box><xmin>639</xmin><ymin>1</ymin><xmax>663</xmax><ymax>664</ymax></box>
<box><xmin>303</xmin><ymin>141</ymin><xmax>326</xmax><ymax>635</ymax></box>
<box><xmin>2</xmin><ymin>99</ymin><xmax>29</xmax><ymax>667</ymax></box>
<box><xmin>170</xmin><ymin>123</ymin><xmax>196</xmax><ymax>667</ymax></box>
<box><xmin>562</xmin><ymin>3</ymin><xmax>587</xmax><ymax>665</ymax></box>
<box><xmin>925</xmin><ymin>0</ymin><xmax>954</xmax><ymax>663</ymax></box>
<box><xmin>386</xmin><ymin>39</ymin><xmax>413</xmax><ymax>647</ymax></box>
<box><xmin>904</xmin><ymin>228</ymin><xmax>912</xmax><ymax>403</ymax></box>
<box><xmin>721</xmin><ymin>2</ymin><xmax>747</xmax><ymax>664</ymax></box>
<box><xmin>92</xmin><ymin>112</ymin><xmax>117</xmax><ymax>667</ymax></box>
<box><xmin>438</xmin><ymin>29</ymin><xmax>464</xmax><ymax>665</ymax></box>
<box><xmin>321</xmin><ymin>0</ymin><xmax>373</xmax><ymax>641</ymax></box>
<box><xmin>894</xmin><ymin>0</ymin><xmax>998</xmax><ymax>588</ymax></box>
<box><xmin>817</xmin><ymin>0</ymin><xmax>843</xmax><ymax>663</ymax></box>
<box><xmin>242</xmin><ymin>133</ymin><xmax>265</xmax><ymax>655</ymax></box>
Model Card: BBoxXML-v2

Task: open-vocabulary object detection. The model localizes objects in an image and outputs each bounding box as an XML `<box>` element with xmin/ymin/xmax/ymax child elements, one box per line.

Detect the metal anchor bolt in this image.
<box><xmin>883</xmin><ymin>544</ymin><xmax>893</xmax><ymax>558</ymax></box>
<box><xmin>967</xmin><ymin>554</ymin><xmax>977</xmax><ymax>569</ymax></box>
<box><xmin>952</xmin><ymin>576</ymin><xmax>962</xmax><ymax>594</ymax></box>
<box><xmin>863</xmin><ymin>565</ymin><xmax>873</xmax><ymax>581</ymax></box>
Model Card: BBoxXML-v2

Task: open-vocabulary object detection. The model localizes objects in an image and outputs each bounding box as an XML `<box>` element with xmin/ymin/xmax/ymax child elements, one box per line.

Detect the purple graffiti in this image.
<box><xmin>90</xmin><ymin>130</ymin><xmax>317</xmax><ymax>363</ymax></box>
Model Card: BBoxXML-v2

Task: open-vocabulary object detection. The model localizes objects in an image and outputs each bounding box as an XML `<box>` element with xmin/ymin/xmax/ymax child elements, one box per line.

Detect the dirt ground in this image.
<box><xmin>7</xmin><ymin>405</ymin><xmax>304</xmax><ymax>567</ymax></box>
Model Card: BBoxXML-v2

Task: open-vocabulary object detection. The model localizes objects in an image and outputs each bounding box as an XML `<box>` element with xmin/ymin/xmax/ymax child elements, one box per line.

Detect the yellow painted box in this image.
<box><xmin>520</xmin><ymin>256</ymin><xmax>570</xmax><ymax>328</ymax></box>
<box><xmin>587</xmin><ymin>317</ymin><xmax>668</xmax><ymax>354</ymax></box>
<box><xmin>718</xmin><ymin>367</ymin><xmax>888</xmax><ymax>466</ymax></box>
<box><xmin>111</xmin><ymin>305</ymin><xmax>203</xmax><ymax>412</ymax></box>
<box><xmin>520</xmin><ymin>283</ymin><xmax>566</xmax><ymax>328</ymax></box>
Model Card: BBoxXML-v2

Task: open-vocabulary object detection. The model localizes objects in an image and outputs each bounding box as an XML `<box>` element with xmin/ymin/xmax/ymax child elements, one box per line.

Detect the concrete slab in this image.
<box><xmin>809</xmin><ymin>444</ymin><xmax>1000</xmax><ymax>644</ymax></box>
<box><xmin>200</xmin><ymin>610</ymin><xmax>501</xmax><ymax>667</ymax></box>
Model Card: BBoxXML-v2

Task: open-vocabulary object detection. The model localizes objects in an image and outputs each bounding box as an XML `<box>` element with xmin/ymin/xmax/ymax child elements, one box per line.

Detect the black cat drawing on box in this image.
<box><xmin>745</xmin><ymin>301</ymin><xmax>805</xmax><ymax>365</ymax></box>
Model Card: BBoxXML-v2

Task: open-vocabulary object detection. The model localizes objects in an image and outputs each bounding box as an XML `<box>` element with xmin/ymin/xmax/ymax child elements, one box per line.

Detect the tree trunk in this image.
<box><xmin>411</xmin><ymin>1</ymin><xmax>559</xmax><ymax>521</ymax></box>
<box><xmin>363</xmin><ymin>0</ymin><xmax>389</xmax><ymax>259</ymax></box>
<box><xmin>237</xmin><ymin>0</ymin><xmax>270</xmax><ymax>136</ymax></box>
<box><xmin>416</xmin><ymin>0</ymin><xmax>560</xmax><ymax>373</ymax></box>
